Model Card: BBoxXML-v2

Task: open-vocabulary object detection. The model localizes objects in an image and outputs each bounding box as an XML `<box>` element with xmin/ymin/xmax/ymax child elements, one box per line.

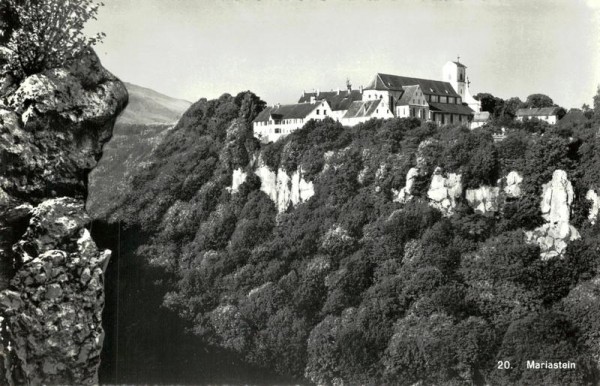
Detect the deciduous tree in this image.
<box><xmin>3</xmin><ymin>0</ymin><xmax>105</xmax><ymax>76</ymax></box>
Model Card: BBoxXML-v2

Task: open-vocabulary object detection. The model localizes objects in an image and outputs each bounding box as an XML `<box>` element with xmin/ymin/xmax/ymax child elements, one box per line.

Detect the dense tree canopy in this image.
<box><xmin>113</xmin><ymin>91</ymin><xmax>600</xmax><ymax>385</ymax></box>
<box><xmin>523</xmin><ymin>93</ymin><xmax>555</xmax><ymax>109</ymax></box>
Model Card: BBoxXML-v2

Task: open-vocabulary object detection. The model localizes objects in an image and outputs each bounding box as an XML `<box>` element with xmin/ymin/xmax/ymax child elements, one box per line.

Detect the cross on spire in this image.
<box><xmin>467</xmin><ymin>77</ymin><xmax>471</xmax><ymax>87</ymax></box>
<box><xmin>457</xmin><ymin>55</ymin><xmax>460</xmax><ymax>63</ymax></box>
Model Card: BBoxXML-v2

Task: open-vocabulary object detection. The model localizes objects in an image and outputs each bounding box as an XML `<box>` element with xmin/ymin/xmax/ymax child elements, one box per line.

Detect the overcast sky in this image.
<box><xmin>88</xmin><ymin>0</ymin><xmax>600</xmax><ymax>109</ymax></box>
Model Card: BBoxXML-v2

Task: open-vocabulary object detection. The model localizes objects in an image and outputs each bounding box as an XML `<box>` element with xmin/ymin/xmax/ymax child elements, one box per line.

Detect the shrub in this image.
<box><xmin>3</xmin><ymin>0</ymin><xmax>105</xmax><ymax>76</ymax></box>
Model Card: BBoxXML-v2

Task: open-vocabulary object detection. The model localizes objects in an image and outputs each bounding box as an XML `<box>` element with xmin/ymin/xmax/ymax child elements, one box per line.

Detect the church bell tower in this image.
<box><xmin>443</xmin><ymin>56</ymin><xmax>481</xmax><ymax>112</ymax></box>
<box><xmin>443</xmin><ymin>56</ymin><xmax>467</xmax><ymax>100</ymax></box>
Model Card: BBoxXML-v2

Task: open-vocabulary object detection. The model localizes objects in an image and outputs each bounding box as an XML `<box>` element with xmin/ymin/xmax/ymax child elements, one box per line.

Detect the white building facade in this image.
<box><xmin>515</xmin><ymin>107</ymin><xmax>559</xmax><ymax>125</ymax></box>
<box><xmin>252</xmin><ymin>100</ymin><xmax>333</xmax><ymax>143</ymax></box>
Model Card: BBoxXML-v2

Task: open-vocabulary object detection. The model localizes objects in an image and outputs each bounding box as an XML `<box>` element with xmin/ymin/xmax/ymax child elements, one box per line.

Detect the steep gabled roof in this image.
<box><xmin>342</xmin><ymin>99</ymin><xmax>382</xmax><ymax>119</ymax></box>
<box><xmin>452</xmin><ymin>61</ymin><xmax>467</xmax><ymax>68</ymax></box>
<box><xmin>366</xmin><ymin>73</ymin><xmax>459</xmax><ymax>97</ymax></box>
<box><xmin>298</xmin><ymin>90</ymin><xmax>363</xmax><ymax>111</ymax></box>
<box><xmin>253</xmin><ymin>103</ymin><xmax>321</xmax><ymax>123</ymax></box>
<box><xmin>396</xmin><ymin>85</ymin><xmax>420</xmax><ymax>106</ymax></box>
<box><xmin>429</xmin><ymin>102</ymin><xmax>474</xmax><ymax>115</ymax></box>
<box><xmin>515</xmin><ymin>107</ymin><xmax>559</xmax><ymax>117</ymax></box>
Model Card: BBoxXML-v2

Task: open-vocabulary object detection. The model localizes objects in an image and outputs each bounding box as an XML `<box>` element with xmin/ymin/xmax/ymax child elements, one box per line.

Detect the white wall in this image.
<box><xmin>253</xmin><ymin>101</ymin><xmax>333</xmax><ymax>142</ymax></box>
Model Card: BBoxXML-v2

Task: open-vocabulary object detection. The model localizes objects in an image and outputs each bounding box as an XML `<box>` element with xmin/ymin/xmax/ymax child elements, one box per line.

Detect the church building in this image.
<box><xmin>253</xmin><ymin>59</ymin><xmax>482</xmax><ymax>142</ymax></box>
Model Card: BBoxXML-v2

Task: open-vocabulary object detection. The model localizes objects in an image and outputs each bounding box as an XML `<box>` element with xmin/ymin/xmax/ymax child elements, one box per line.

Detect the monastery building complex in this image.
<box><xmin>253</xmin><ymin>60</ymin><xmax>483</xmax><ymax>143</ymax></box>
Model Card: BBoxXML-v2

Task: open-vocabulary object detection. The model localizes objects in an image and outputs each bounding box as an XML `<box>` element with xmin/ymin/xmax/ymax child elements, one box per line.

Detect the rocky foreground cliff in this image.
<box><xmin>0</xmin><ymin>51</ymin><xmax>127</xmax><ymax>384</ymax></box>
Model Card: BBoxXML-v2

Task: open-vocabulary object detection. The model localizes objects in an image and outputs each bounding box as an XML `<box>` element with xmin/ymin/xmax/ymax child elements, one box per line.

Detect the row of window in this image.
<box><xmin>433</xmin><ymin>113</ymin><xmax>467</xmax><ymax>124</ymax></box>
<box><xmin>255</xmin><ymin>119</ymin><xmax>305</xmax><ymax>126</ymax></box>
<box><xmin>429</xmin><ymin>95</ymin><xmax>461</xmax><ymax>104</ymax></box>
<box><xmin>365</xmin><ymin>92</ymin><xmax>462</xmax><ymax>105</ymax></box>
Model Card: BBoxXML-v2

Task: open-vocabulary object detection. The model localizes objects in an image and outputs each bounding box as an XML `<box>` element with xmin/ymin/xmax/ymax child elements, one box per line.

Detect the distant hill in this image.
<box><xmin>88</xmin><ymin>83</ymin><xmax>191</xmax><ymax>219</ymax></box>
<box><xmin>117</xmin><ymin>82</ymin><xmax>191</xmax><ymax>125</ymax></box>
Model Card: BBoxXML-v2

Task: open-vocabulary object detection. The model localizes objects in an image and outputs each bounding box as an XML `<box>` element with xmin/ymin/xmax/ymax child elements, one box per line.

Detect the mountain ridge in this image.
<box><xmin>116</xmin><ymin>82</ymin><xmax>191</xmax><ymax>125</ymax></box>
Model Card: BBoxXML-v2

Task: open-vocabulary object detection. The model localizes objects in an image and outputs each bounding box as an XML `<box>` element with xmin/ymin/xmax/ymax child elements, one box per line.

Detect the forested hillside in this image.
<box><xmin>108</xmin><ymin>91</ymin><xmax>600</xmax><ymax>385</ymax></box>
<box><xmin>87</xmin><ymin>83</ymin><xmax>191</xmax><ymax>219</ymax></box>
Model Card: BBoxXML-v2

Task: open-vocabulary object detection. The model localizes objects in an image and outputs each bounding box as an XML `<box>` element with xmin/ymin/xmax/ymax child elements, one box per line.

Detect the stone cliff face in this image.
<box><xmin>464</xmin><ymin>171</ymin><xmax>523</xmax><ymax>215</ymax></box>
<box><xmin>427</xmin><ymin>167</ymin><xmax>462</xmax><ymax>216</ymax></box>
<box><xmin>391</xmin><ymin>151</ymin><xmax>588</xmax><ymax>260</ymax></box>
<box><xmin>0</xmin><ymin>52</ymin><xmax>127</xmax><ymax>384</ymax></box>
<box><xmin>254</xmin><ymin>163</ymin><xmax>314</xmax><ymax>213</ymax></box>
<box><xmin>526</xmin><ymin>170</ymin><xmax>580</xmax><ymax>260</ymax></box>
<box><xmin>393</xmin><ymin>167</ymin><xmax>420</xmax><ymax>204</ymax></box>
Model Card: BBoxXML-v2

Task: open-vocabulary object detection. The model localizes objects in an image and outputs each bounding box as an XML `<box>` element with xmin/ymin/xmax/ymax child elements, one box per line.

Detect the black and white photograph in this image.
<box><xmin>1</xmin><ymin>0</ymin><xmax>600</xmax><ymax>384</ymax></box>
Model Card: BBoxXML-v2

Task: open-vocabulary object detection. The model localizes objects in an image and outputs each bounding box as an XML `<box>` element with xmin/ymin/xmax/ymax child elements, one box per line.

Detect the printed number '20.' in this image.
<box><xmin>497</xmin><ymin>361</ymin><xmax>511</xmax><ymax>369</ymax></box>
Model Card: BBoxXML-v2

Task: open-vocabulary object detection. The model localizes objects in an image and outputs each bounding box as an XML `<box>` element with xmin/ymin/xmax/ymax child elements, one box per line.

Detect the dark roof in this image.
<box><xmin>342</xmin><ymin>100</ymin><xmax>382</xmax><ymax>119</ymax></box>
<box><xmin>366</xmin><ymin>73</ymin><xmax>460</xmax><ymax>97</ymax></box>
<box><xmin>515</xmin><ymin>107</ymin><xmax>559</xmax><ymax>117</ymax></box>
<box><xmin>429</xmin><ymin>102</ymin><xmax>474</xmax><ymax>115</ymax></box>
<box><xmin>253</xmin><ymin>103</ymin><xmax>320</xmax><ymax>123</ymax></box>
<box><xmin>452</xmin><ymin>61</ymin><xmax>467</xmax><ymax>68</ymax></box>
<box><xmin>298</xmin><ymin>90</ymin><xmax>363</xmax><ymax>111</ymax></box>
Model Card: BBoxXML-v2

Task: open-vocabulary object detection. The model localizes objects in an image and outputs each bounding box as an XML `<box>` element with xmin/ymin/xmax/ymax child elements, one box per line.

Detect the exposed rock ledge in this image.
<box><xmin>464</xmin><ymin>171</ymin><xmax>523</xmax><ymax>215</ymax></box>
<box><xmin>0</xmin><ymin>51</ymin><xmax>127</xmax><ymax>384</ymax></box>
<box><xmin>253</xmin><ymin>164</ymin><xmax>314</xmax><ymax>213</ymax></box>
<box><xmin>526</xmin><ymin>170</ymin><xmax>580</xmax><ymax>260</ymax></box>
<box><xmin>393</xmin><ymin>163</ymin><xmax>527</xmax><ymax>217</ymax></box>
<box><xmin>427</xmin><ymin>167</ymin><xmax>462</xmax><ymax>216</ymax></box>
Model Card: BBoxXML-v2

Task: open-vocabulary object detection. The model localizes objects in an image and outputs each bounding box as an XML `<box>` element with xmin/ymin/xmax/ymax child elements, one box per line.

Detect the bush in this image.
<box><xmin>3</xmin><ymin>0</ymin><xmax>105</xmax><ymax>76</ymax></box>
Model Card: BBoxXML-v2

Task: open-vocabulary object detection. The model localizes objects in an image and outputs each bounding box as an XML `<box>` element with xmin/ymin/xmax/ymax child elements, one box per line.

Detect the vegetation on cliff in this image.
<box><xmin>112</xmin><ymin>91</ymin><xmax>600</xmax><ymax>384</ymax></box>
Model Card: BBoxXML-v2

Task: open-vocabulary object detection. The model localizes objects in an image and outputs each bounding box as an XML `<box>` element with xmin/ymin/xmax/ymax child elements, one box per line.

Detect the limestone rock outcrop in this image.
<box><xmin>465</xmin><ymin>186</ymin><xmax>500</xmax><ymax>214</ymax></box>
<box><xmin>526</xmin><ymin>170</ymin><xmax>580</xmax><ymax>260</ymax></box>
<box><xmin>586</xmin><ymin>189</ymin><xmax>598</xmax><ymax>224</ymax></box>
<box><xmin>255</xmin><ymin>162</ymin><xmax>314</xmax><ymax>213</ymax></box>
<box><xmin>393</xmin><ymin>167</ymin><xmax>420</xmax><ymax>204</ymax></box>
<box><xmin>0</xmin><ymin>198</ymin><xmax>109</xmax><ymax>385</ymax></box>
<box><xmin>427</xmin><ymin>167</ymin><xmax>462</xmax><ymax>216</ymax></box>
<box><xmin>503</xmin><ymin>171</ymin><xmax>523</xmax><ymax>198</ymax></box>
<box><xmin>0</xmin><ymin>51</ymin><xmax>127</xmax><ymax>384</ymax></box>
<box><xmin>228</xmin><ymin>168</ymin><xmax>248</xmax><ymax>193</ymax></box>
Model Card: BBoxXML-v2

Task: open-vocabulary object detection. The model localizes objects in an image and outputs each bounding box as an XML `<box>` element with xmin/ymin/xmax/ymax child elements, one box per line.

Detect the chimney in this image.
<box><xmin>337</xmin><ymin>88</ymin><xmax>340</xmax><ymax>95</ymax></box>
<box><xmin>302</xmin><ymin>90</ymin><xmax>306</xmax><ymax>97</ymax></box>
<box><xmin>316</xmin><ymin>89</ymin><xmax>320</xmax><ymax>97</ymax></box>
<box><xmin>346</xmin><ymin>78</ymin><xmax>352</xmax><ymax>93</ymax></box>
<box><xmin>359</xmin><ymin>85</ymin><xmax>363</xmax><ymax>94</ymax></box>
<box><xmin>310</xmin><ymin>96</ymin><xmax>316</xmax><ymax>104</ymax></box>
